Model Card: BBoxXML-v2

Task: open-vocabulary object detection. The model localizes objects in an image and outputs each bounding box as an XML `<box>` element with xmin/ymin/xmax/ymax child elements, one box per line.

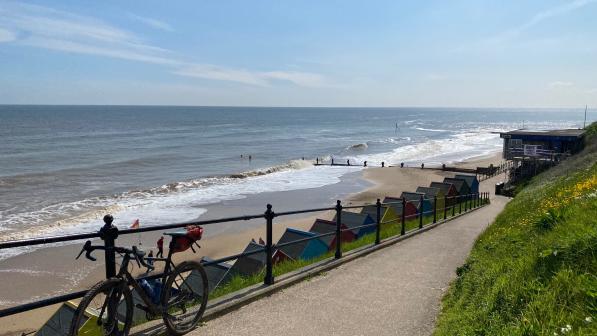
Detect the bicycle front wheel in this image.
<box><xmin>161</xmin><ymin>261</ymin><xmax>208</xmax><ymax>335</ymax></box>
<box><xmin>69</xmin><ymin>278</ymin><xmax>133</xmax><ymax>336</ymax></box>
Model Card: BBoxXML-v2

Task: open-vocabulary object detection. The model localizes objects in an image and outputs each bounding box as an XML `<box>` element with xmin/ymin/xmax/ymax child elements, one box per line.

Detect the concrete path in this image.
<box><xmin>190</xmin><ymin>192</ymin><xmax>508</xmax><ymax>336</ymax></box>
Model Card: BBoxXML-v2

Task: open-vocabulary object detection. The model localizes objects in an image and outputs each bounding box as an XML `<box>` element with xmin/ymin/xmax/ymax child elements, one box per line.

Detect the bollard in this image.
<box><xmin>419</xmin><ymin>195</ymin><xmax>424</xmax><ymax>229</ymax></box>
<box><xmin>335</xmin><ymin>200</ymin><xmax>342</xmax><ymax>259</ymax></box>
<box><xmin>264</xmin><ymin>204</ymin><xmax>275</xmax><ymax>285</ymax></box>
<box><xmin>433</xmin><ymin>195</ymin><xmax>437</xmax><ymax>223</ymax></box>
<box><xmin>100</xmin><ymin>214</ymin><xmax>119</xmax><ymax>279</ymax></box>
<box><xmin>375</xmin><ymin>199</ymin><xmax>381</xmax><ymax>245</ymax></box>
<box><xmin>401</xmin><ymin>198</ymin><xmax>406</xmax><ymax>235</ymax></box>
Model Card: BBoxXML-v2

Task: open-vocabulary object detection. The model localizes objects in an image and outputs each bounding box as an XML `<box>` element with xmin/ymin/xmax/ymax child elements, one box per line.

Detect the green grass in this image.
<box><xmin>208</xmin><ymin>198</ymin><xmax>486</xmax><ymax>301</ymax></box>
<box><xmin>434</xmin><ymin>124</ymin><xmax>597</xmax><ymax>336</ymax></box>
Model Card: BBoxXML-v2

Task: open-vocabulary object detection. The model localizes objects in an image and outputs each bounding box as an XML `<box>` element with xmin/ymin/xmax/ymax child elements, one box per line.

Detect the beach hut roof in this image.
<box><xmin>309</xmin><ymin>219</ymin><xmax>339</xmax><ymax>247</ymax></box>
<box><xmin>36</xmin><ymin>301</ymin><xmax>79</xmax><ymax>336</ymax></box>
<box><xmin>416</xmin><ymin>186</ymin><xmax>442</xmax><ymax>197</ymax></box>
<box><xmin>334</xmin><ymin>211</ymin><xmax>373</xmax><ymax>231</ymax></box>
<box><xmin>200</xmin><ymin>256</ymin><xmax>232</xmax><ymax>292</ymax></box>
<box><xmin>454</xmin><ymin>174</ymin><xmax>478</xmax><ymax>189</ymax></box>
<box><xmin>382</xmin><ymin>196</ymin><xmax>414</xmax><ymax>215</ymax></box>
<box><xmin>443</xmin><ymin>178</ymin><xmax>468</xmax><ymax>192</ymax></box>
<box><xmin>277</xmin><ymin>228</ymin><xmax>318</xmax><ymax>260</ymax></box>
<box><xmin>360</xmin><ymin>204</ymin><xmax>392</xmax><ymax>220</ymax></box>
<box><xmin>430</xmin><ymin>182</ymin><xmax>456</xmax><ymax>194</ymax></box>
<box><xmin>400</xmin><ymin>191</ymin><xmax>427</xmax><ymax>201</ymax></box>
<box><xmin>228</xmin><ymin>241</ymin><xmax>266</xmax><ymax>276</ymax></box>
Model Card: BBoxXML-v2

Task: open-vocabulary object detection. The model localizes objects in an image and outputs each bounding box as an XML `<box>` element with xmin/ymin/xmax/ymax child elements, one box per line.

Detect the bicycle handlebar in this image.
<box><xmin>76</xmin><ymin>240</ymin><xmax>154</xmax><ymax>271</ymax></box>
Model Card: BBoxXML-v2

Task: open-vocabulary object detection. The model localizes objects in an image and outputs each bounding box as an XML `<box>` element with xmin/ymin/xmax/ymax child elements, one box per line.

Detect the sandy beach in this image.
<box><xmin>0</xmin><ymin>152</ymin><xmax>504</xmax><ymax>335</ymax></box>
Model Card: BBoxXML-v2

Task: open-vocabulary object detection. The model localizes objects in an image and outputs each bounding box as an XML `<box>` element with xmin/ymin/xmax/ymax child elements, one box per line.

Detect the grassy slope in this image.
<box><xmin>435</xmin><ymin>123</ymin><xmax>597</xmax><ymax>336</ymax></box>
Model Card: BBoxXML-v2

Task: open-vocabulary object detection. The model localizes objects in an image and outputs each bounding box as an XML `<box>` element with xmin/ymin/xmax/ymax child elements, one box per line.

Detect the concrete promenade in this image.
<box><xmin>190</xmin><ymin>186</ymin><xmax>508</xmax><ymax>335</ymax></box>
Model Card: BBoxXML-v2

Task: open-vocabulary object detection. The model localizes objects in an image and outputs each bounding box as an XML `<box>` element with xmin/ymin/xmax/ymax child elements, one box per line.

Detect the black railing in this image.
<box><xmin>0</xmin><ymin>192</ymin><xmax>490</xmax><ymax>320</ymax></box>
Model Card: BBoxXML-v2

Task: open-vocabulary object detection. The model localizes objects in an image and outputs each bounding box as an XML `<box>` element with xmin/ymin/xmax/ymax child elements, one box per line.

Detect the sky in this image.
<box><xmin>0</xmin><ymin>0</ymin><xmax>596</xmax><ymax>107</ymax></box>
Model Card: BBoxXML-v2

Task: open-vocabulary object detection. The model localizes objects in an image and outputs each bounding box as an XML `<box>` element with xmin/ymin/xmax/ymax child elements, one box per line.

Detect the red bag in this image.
<box><xmin>170</xmin><ymin>226</ymin><xmax>203</xmax><ymax>253</ymax></box>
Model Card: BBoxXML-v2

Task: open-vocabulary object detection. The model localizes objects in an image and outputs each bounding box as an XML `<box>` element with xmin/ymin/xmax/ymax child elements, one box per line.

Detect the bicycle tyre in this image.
<box><xmin>161</xmin><ymin>261</ymin><xmax>208</xmax><ymax>335</ymax></box>
<box><xmin>69</xmin><ymin>278</ymin><xmax>133</xmax><ymax>336</ymax></box>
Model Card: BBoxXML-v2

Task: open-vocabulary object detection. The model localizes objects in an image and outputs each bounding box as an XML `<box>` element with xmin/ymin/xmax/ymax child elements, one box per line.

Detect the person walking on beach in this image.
<box><xmin>146</xmin><ymin>250</ymin><xmax>154</xmax><ymax>272</ymax></box>
<box><xmin>156</xmin><ymin>236</ymin><xmax>164</xmax><ymax>258</ymax></box>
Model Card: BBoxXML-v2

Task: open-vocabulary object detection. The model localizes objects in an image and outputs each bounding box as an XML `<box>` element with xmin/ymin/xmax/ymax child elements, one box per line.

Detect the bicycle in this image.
<box><xmin>69</xmin><ymin>226</ymin><xmax>208</xmax><ymax>336</ymax></box>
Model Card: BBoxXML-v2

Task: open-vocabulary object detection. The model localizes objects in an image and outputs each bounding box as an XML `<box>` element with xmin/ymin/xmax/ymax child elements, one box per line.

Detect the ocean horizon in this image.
<box><xmin>0</xmin><ymin>105</ymin><xmax>587</xmax><ymax>259</ymax></box>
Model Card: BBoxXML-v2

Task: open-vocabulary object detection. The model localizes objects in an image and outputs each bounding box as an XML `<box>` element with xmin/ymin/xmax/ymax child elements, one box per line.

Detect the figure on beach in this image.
<box><xmin>156</xmin><ymin>236</ymin><xmax>164</xmax><ymax>258</ymax></box>
<box><xmin>146</xmin><ymin>250</ymin><xmax>154</xmax><ymax>272</ymax></box>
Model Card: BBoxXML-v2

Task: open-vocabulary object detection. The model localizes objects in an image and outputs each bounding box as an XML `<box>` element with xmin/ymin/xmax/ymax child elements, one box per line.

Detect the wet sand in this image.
<box><xmin>0</xmin><ymin>153</ymin><xmax>504</xmax><ymax>335</ymax></box>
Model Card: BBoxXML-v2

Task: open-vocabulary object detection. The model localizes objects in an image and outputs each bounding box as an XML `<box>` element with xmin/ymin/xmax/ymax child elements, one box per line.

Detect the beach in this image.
<box><xmin>0</xmin><ymin>152</ymin><xmax>504</xmax><ymax>335</ymax></box>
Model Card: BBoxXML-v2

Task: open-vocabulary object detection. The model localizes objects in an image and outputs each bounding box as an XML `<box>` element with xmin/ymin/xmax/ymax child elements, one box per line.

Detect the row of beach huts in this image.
<box><xmin>199</xmin><ymin>173</ymin><xmax>481</xmax><ymax>297</ymax></box>
<box><xmin>34</xmin><ymin>173</ymin><xmax>483</xmax><ymax>332</ymax></box>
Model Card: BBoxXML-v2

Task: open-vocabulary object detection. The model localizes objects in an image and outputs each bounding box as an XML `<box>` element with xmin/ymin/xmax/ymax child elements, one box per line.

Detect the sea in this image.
<box><xmin>0</xmin><ymin>106</ymin><xmax>587</xmax><ymax>259</ymax></box>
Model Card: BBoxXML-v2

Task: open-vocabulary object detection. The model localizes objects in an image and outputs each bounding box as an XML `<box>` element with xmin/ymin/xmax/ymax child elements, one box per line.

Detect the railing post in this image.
<box><xmin>335</xmin><ymin>200</ymin><xmax>342</xmax><ymax>259</ymax></box>
<box><xmin>375</xmin><ymin>198</ymin><xmax>381</xmax><ymax>245</ymax></box>
<box><xmin>452</xmin><ymin>196</ymin><xmax>456</xmax><ymax>217</ymax></box>
<box><xmin>443</xmin><ymin>195</ymin><xmax>447</xmax><ymax>220</ymax></box>
<box><xmin>401</xmin><ymin>198</ymin><xmax>406</xmax><ymax>235</ymax></box>
<box><xmin>459</xmin><ymin>195</ymin><xmax>462</xmax><ymax>214</ymax></box>
<box><xmin>433</xmin><ymin>195</ymin><xmax>437</xmax><ymax>223</ymax></box>
<box><xmin>99</xmin><ymin>214</ymin><xmax>119</xmax><ymax>279</ymax></box>
<box><xmin>419</xmin><ymin>195</ymin><xmax>424</xmax><ymax>229</ymax></box>
<box><xmin>264</xmin><ymin>204</ymin><xmax>275</xmax><ymax>285</ymax></box>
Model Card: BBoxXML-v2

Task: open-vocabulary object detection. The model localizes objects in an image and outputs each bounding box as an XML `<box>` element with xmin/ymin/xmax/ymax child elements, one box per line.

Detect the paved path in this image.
<box><xmin>191</xmin><ymin>191</ymin><xmax>508</xmax><ymax>336</ymax></box>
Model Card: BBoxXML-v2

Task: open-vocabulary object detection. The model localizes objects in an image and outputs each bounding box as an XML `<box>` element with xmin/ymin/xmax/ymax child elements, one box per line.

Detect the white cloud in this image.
<box><xmin>0</xmin><ymin>2</ymin><xmax>328</xmax><ymax>88</ymax></box>
<box><xmin>0</xmin><ymin>27</ymin><xmax>16</xmax><ymax>42</ymax></box>
<box><xmin>549</xmin><ymin>81</ymin><xmax>574</xmax><ymax>88</ymax></box>
<box><xmin>129</xmin><ymin>14</ymin><xmax>173</xmax><ymax>32</ymax></box>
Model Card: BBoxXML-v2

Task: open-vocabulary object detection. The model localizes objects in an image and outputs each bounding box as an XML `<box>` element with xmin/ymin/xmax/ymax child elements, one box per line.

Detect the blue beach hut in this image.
<box><xmin>332</xmin><ymin>211</ymin><xmax>375</xmax><ymax>238</ymax></box>
<box><xmin>277</xmin><ymin>228</ymin><xmax>329</xmax><ymax>260</ymax></box>
<box><xmin>400</xmin><ymin>192</ymin><xmax>432</xmax><ymax>216</ymax></box>
<box><xmin>455</xmin><ymin>174</ymin><xmax>479</xmax><ymax>194</ymax></box>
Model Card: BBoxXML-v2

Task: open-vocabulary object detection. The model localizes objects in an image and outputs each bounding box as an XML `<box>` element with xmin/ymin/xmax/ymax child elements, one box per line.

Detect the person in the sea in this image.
<box><xmin>156</xmin><ymin>236</ymin><xmax>164</xmax><ymax>258</ymax></box>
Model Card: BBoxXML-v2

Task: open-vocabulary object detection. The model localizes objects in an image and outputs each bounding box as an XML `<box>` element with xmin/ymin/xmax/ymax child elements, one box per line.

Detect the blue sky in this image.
<box><xmin>0</xmin><ymin>0</ymin><xmax>596</xmax><ymax>107</ymax></box>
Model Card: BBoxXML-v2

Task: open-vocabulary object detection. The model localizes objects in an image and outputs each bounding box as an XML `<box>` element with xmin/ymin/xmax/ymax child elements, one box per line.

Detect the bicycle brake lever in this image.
<box><xmin>76</xmin><ymin>241</ymin><xmax>91</xmax><ymax>260</ymax></box>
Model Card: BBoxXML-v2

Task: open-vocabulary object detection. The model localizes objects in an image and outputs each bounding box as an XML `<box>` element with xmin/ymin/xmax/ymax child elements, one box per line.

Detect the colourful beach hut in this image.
<box><xmin>455</xmin><ymin>174</ymin><xmax>480</xmax><ymax>194</ymax></box>
<box><xmin>277</xmin><ymin>228</ymin><xmax>329</xmax><ymax>260</ymax></box>
<box><xmin>225</xmin><ymin>241</ymin><xmax>293</xmax><ymax>279</ymax></box>
<box><xmin>360</xmin><ymin>204</ymin><xmax>399</xmax><ymax>226</ymax></box>
<box><xmin>415</xmin><ymin>186</ymin><xmax>445</xmax><ymax>214</ymax></box>
<box><xmin>332</xmin><ymin>211</ymin><xmax>375</xmax><ymax>238</ymax></box>
<box><xmin>400</xmin><ymin>192</ymin><xmax>432</xmax><ymax>216</ymax></box>
<box><xmin>38</xmin><ymin>300</ymin><xmax>117</xmax><ymax>336</ymax></box>
<box><xmin>200</xmin><ymin>256</ymin><xmax>232</xmax><ymax>292</ymax></box>
<box><xmin>443</xmin><ymin>177</ymin><xmax>471</xmax><ymax>197</ymax></box>
<box><xmin>430</xmin><ymin>182</ymin><xmax>458</xmax><ymax>207</ymax></box>
<box><xmin>309</xmin><ymin>219</ymin><xmax>356</xmax><ymax>250</ymax></box>
<box><xmin>382</xmin><ymin>197</ymin><xmax>418</xmax><ymax>221</ymax></box>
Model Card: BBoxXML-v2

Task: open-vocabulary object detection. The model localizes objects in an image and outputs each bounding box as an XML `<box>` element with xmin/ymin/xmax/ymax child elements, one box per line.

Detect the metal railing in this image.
<box><xmin>0</xmin><ymin>192</ymin><xmax>490</xmax><ymax>319</ymax></box>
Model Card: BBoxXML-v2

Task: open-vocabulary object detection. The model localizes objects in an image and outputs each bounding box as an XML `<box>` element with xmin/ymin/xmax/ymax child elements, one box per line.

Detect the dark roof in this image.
<box><xmin>333</xmin><ymin>211</ymin><xmax>373</xmax><ymax>235</ymax></box>
<box><xmin>277</xmin><ymin>228</ymin><xmax>315</xmax><ymax>260</ymax></box>
<box><xmin>416</xmin><ymin>186</ymin><xmax>441</xmax><ymax>197</ymax></box>
<box><xmin>430</xmin><ymin>182</ymin><xmax>455</xmax><ymax>194</ymax></box>
<box><xmin>309</xmin><ymin>219</ymin><xmax>337</xmax><ymax>247</ymax></box>
<box><xmin>360</xmin><ymin>204</ymin><xmax>391</xmax><ymax>219</ymax></box>
<box><xmin>500</xmin><ymin>129</ymin><xmax>585</xmax><ymax>137</ymax></box>
<box><xmin>200</xmin><ymin>257</ymin><xmax>232</xmax><ymax>292</ymax></box>
<box><xmin>443</xmin><ymin>178</ymin><xmax>469</xmax><ymax>193</ymax></box>
<box><xmin>229</xmin><ymin>241</ymin><xmax>266</xmax><ymax>277</ymax></box>
<box><xmin>382</xmin><ymin>197</ymin><xmax>409</xmax><ymax>215</ymax></box>
<box><xmin>454</xmin><ymin>174</ymin><xmax>478</xmax><ymax>189</ymax></box>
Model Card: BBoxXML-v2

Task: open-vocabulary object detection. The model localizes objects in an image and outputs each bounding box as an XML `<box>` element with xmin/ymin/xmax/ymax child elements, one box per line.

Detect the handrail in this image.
<box><xmin>0</xmin><ymin>191</ymin><xmax>490</xmax><ymax>320</ymax></box>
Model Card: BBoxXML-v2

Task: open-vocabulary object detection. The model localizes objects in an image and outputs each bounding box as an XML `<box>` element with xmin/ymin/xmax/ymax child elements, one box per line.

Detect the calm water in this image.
<box><xmin>0</xmin><ymin>105</ymin><xmax>586</xmax><ymax>256</ymax></box>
